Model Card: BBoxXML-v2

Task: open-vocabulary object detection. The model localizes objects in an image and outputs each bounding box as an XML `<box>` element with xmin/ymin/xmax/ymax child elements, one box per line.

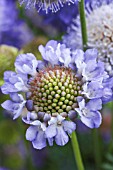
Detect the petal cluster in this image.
<box><xmin>1</xmin><ymin>40</ymin><xmax>109</xmax><ymax>149</ymax></box>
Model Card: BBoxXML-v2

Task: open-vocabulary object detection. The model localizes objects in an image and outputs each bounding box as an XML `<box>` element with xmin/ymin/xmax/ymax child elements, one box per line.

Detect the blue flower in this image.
<box><xmin>39</xmin><ymin>3</ymin><xmax>79</xmax><ymax>32</ymax></box>
<box><xmin>1</xmin><ymin>40</ymin><xmax>109</xmax><ymax>149</ymax></box>
<box><xmin>63</xmin><ymin>0</ymin><xmax>113</xmax><ymax>77</ymax></box>
<box><xmin>19</xmin><ymin>0</ymin><xmax>78</xmax><ymax>13</ymax></box>
<box><xmin>63</xmin><ymin>0</ymin><xmax>113</xmax><ymax>103</ymax></box>
<box><xmin>0</xmin><ymin>0</ymin><xmax>17</xmax><ymax>32</ymax></box>
<box><xmin>0</xmin><ymin>0</ymin><xmax>34</xmax><ymax>49</ymax></box>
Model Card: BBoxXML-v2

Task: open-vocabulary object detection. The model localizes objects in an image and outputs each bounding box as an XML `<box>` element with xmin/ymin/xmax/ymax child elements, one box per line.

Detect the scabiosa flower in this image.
<box><xmin>19</xmin><ymin>0</ymin><xmax>77</xmax><ymax>13</ymax></box>
<box><xmin>1</xmin><ymin>40</ymin><xmax>109</xmax><ymax>149</ymax></box>
<box><xmin>39</xmin><ymin>2</ymin><xmax>79</xmax><ymax>32</ymax></box>
<box><xmin>63</xmin><ymin>0</ymin><xmax>113</xmax><ymax>77</ymax></box>
<box><xmin>0</xmin><ymin>0</ymin><xmax>34</xmax><ymax>49</ymax></box>
<box><xmin>0</xmin><ymin>0</ymin><xmax>17</xmax><ymax>32</ymax></box>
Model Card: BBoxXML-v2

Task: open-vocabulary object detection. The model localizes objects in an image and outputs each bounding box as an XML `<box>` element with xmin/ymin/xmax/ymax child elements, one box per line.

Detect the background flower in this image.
<box><xmin>0</xmin><ymin>0</ymin><xmax>34</xmax><ymax>49</ymax></box>
<box><xmin>19</xmin><ymin>0</ymin><xmax>78</xmax><ymax>14</ymax></box>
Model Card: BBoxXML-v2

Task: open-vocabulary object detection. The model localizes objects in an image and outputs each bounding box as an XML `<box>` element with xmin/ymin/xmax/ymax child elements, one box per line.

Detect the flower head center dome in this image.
<box><xmin>29</xmin><ymin>65</ymin><xmax>82</xmax><ymax>116</ymax></box>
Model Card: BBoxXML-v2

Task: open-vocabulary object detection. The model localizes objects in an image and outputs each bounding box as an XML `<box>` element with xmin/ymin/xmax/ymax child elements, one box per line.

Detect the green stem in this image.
<box><xmin>92</xmin><ymin>129</ymin><xmax>102</xmax><ymax>170</ymax></box>
<box><xmin>110</xmin><ymin>102</ymin><xmax>113</xmax><ymax>140</ymax></box>
<box><xmin>71</xmin><ymin>131</ymin><xmax>85</xmax><ymax>170</ymax></box>
<box><xmin>107</xmin><ymin>102</ymin><xmax>113</xmax><ymax>152</ymax></box>
<box><xmin>79</xmin><ymin>0</ymin><xmax>88</xmax><ymax>51</ymax></box>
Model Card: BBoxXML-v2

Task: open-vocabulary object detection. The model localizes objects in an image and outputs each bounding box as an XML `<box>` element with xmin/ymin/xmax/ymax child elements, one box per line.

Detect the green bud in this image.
<box><xmin>49</xmin><ymin>87</ymin><xmax>53</xmax><ymax>91</ymax></box>
<box><xmin>51</xmin><ymin>91</ymin><xmax>55</xmax><ymax>96</ymax></box>
<box><xmin>66</xmin><ymin>89</ymin><xmax>70</xmax><ymax>93</ymax></box>
<box><xmin>55</xmin><ymin>94</ymin><xmax>60</xmax><ymax>99</ymax></box>
<box><xmin>64</xmin><ymin>99</ymin><xmax>69</xmax><ymax>104</ymax></box>
<box><xmin>61</xmin><ymin>86</ymin><xmax>65</xmax><ymax>91</ymax></box>
<box><xmin>48</xmin><ymin>100</ymin><xmax>52</xmax><ymax>104</ymax></box>
<box><xmin>58</xmin><ymin>82</ymin><xmax>62</xmax><ymax>87</ymax></box>
<box><xmin>48</xmin><ymin>106</ymin><xmax>52</xmax><ymax>110</ymax></box>
<box><xmin>48</xmin><ymin>83</ymin><xmax>52</xmax><ymax>87</ymax></box>
<box><xmin>69</xmin><ymin>84</ymin><xmax>72</xmax><ymax>89</ymax></box>
<box><xmin>46</xmin><ymin>90</ymin><xmax>50</xmax><ymax>94</ymax></box>
<box><xmin>66</xmin><ymin>106</ymin><xmax>72</xmax><ymax>112</ymax></box>
<box><xmin>43</xmin><ymin>93</ymin><xmax>47</xmax><ymax>97</ymax></box>
<box><xmin>58</xmin><ymin>109</ymin><xmax>63</xmax><ymax>113</ymax></box>
<box><xmin>48</xmin><ymin>95</ymin><xmax>53</xmax><ymax>100</ymax></box>
<box><xmin>66</xmin><ymin>94</ymin><xmax>71</xmax><ymax>99</ymax></box>
<box><xmin>62</xmin><ymin>105</ymin><xmax>67</xmax><ymax>109</ymax></box>
<box><xmin>56</xmin><ymin>106</ymin><xmax>60</xmax><ymax>110</ymax></box>
<box><xmin>53</xmin><ymin>81</ymin><xmax>57</xmax><ymax>86</ymax></box>
<box><xmin>58</xmin><ymin>101</ymin><xmax>63</xmax><ymax>106</ymax></box>
<box><xmin>57</xmin><ymin>90</ymin><xmax>61</xmax><ymax>94</ymax></box>
<box><xmin>52</xmin><ymin>103</ymin><xmax>57</xmax><ymax>107</ymax></box>
<box><xmin>44</xmin><ymin>85</ymin><xmax>48</xmax><ymax>89</ymax></box>
<box><xmin>60</xmin><ymin>97</ymin><xmax>65</xmax><ymax>101</ymax></box>
<box><xmin>53</xmin><ymin>99</ymin><xmax>58</xmax><ymax>103</ymax></box>
<box><xmin>54</xmin><ymin>86</ymin><xmax>59</xmax><ymax>91</ymax></box>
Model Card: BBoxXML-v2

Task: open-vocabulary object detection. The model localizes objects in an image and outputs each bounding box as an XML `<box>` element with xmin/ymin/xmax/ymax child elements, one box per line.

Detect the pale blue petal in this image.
<box><xmin>26</xmin><ymin>126</ymin><xmax>38</xmax><ymax>141</ymax></box>
<box><xmin>45</xmin><ymin>124</ymin><xmax>57</xmax><ymax>138</ymax></box>
<box><xmin>84</xmin><ymin>49</ymin><xmax>98</xmax><ymax>63</ymax></box>
<box><xmin>55</xmin><ymin>126</ymin><xmax>69</xmax><ymax>146</ymax></box>
<box><xmin>86</xmin><ymin>99</ymin><xmax>102</xmax><ymax>111</ymax></box>
<box><xmin>81</xmin><ymin>111</ymin><xmax>102</xmax><ymax>128</ymax></box>
<box><xmin>32</xmin><ymin>130</ymin><xmax>46</xmax><ymax>150</ymax></box>
<box><xmin>63</xmin><ymin>120</ymin><xmax>76</xmax><ymax>134</ymax></box>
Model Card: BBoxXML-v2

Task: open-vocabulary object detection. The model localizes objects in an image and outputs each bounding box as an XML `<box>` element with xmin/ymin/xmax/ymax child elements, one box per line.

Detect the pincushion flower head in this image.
<box><xmin>18</xmin><ymin>0</ymin><xmax>78</xmax><ymax>13</ymax></box>
<box><xmin>63</xmin><ymin>0</ymin><xmax>113</xmax><ymax>77</ymax></box>
<box><xmin>1</xmin><ymin>40</ymin><xmax>110</xmax><ymax>149</ymax></box>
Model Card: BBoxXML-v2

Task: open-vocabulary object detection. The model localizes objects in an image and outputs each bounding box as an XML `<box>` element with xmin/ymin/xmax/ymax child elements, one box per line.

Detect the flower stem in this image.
<box><xmin>110</xmin><ymin>102</ymin><xmax>113</xmax><ymax>140</ymax></box>
<box><xmin>71</xmin><ymin>131</ymin><xmax>85</xmax><ymax>170</ymax></box>
<box><xmin>92</xmin><ymin>129</ymin><xmax>102</xmax><ymax>170</ymax></box>
<box><xmin>79</xmin><ymin>0</ymin><xmax>88</xmax><ymax>51</ymax></box>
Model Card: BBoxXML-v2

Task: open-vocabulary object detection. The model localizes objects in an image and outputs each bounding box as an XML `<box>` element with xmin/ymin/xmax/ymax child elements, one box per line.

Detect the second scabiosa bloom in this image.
<box><xmin>1</xmin><ymin>40</ymin><xmax>110</xmax><ymax>149</ymax></box>
<box><xmin>63</xmin><ymin>0</ymin><xmax>113</xmax><ymax>77</ymax></box>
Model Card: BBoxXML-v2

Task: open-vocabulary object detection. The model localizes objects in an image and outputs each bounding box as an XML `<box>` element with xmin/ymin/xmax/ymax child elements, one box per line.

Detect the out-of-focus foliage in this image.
<box><xmin>0</xmin><ymin>45</ymin><xmax>21</xmax><ymax>86</ymax></box>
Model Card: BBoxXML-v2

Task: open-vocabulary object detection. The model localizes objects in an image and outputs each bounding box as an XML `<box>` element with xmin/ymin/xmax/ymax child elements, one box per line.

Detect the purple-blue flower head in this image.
<box><xmin>0</xmin><ymin>0</ymin><xmax>34</xmax><ymax>49</ymax></box>
<box><xmin>19</xmin><ymin>0</ymin><xmax>78</xmax><ymax>14</ymax></box>
<box><xmin>39</xmin><ymin>3</ymin><xmax>78</xmax><ymax>32</ymax></box>
<box><xmin>0</xmin><ymin>0</ymin><xmax>17</xmax><ymax>32</ymax></box>
<box><xmin>63</xmin><ymin>0</ymin><xmax>113</xmax><ymax>102</ymax></box>
<box><xmin>1</xmin><ymin>40</ymin><xmax>109</xmax><ymax>149</ymax></box>
<box><xmin>63</xmin><ymin>0</ymin><xmax>113</xmax><ymax>77</ymax></box>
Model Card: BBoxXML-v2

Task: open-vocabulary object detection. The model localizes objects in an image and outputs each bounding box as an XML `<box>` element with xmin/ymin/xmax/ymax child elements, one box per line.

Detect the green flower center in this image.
<box><xmin>29</xmin><ymin>66</ymin><xmax>82</xmax><ymax>116</ymax></box>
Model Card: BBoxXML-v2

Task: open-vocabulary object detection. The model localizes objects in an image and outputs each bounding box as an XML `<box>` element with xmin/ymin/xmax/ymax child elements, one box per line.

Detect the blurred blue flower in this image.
<box><xmin>38</xmin><ymin>0</ymin><xmax>89</xmax><ymax>32</ymax></box>
<box><xmin>63</xmin><ymin>0</ymin><xmax>113</xmax><ymax>102</ymax></box>
<box><xmin>1</xmin><ymin>40</ymin><xmax>109</xmax><ymax>149</ymax></box>
<box><xmin>39</xmin><ymin>3</ymin><xmax>78</xmax><ymax>32</ymax></box>
<box><xmin>0</xmin><ymin>0</ymin><xmax>17</xmax><ymax>32</ymax></box>
<box><xmin>0</xmin><ymin>168</ymin><xmax>9</xmax><ymax>170</ymax></box>
<box><xmin>19</xmin><ymin>0</ymin><xmax>78</xmax><ymax>14</ymax></box>
<box><xmin>0</xmin><ymin>0</ymin><xmax>34</xmax><ymax>49</ymax></box>
<box><xmin>63</xmin><ymin>0</ymin><xmax>113</xmax><ymax>76</ymax></box>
